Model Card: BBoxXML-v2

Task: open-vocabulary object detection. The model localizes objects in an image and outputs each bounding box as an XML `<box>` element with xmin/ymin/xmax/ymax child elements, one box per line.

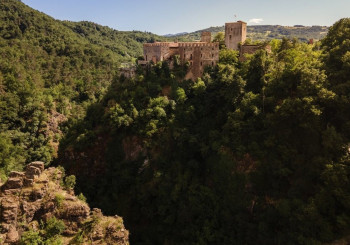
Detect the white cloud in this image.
<box><xmin>248</xmin><ymin>18</ymin><xmax>264</xmax><ymax>24</ymax></box>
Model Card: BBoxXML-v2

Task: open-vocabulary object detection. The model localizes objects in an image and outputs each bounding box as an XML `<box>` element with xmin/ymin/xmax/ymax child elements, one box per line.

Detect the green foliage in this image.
<box><xmin>54</xmin><ymin>194</ymin><xmax>64</xmax><ymax>208</ymax></box>
<box><xmin>64</xmin><ymin>175</ymin><xmax>76</xmax><ymax>190</ymax></box>
<box><xmin>20</xmin><ymin>230</ymin><xmax>43</xmax><ymax>245</ymax></box>
<box><xmin>58</xmin><ymin>19</ymin><xmax>350</xmax><ymax>245</ymax></box>
<box><xmin>20</xmin><ymin>217</ymin><xmax>65</xmax><ymax>245</ymax></box>
<box><xmin>213</xmin><ymin>32</ymin><xmax>225</xmax><ymax>48</ymax></box>
<box><xmin>0</xmin><ymin>0</ymin><xmax>172</xmax><ymax>176</ymax></box>
<box><xmin>42</xmin><ymin>217</ymin><xmax>65</xmax><ymax>240</ymax></box>
<box><xmin>77</xmin><ymin>193</ymin><xmax>87</xmax><ymax>202</ymax></box>
<box><xmin>219</xmin><ymin>49</ymin><xmax>239</xmax><ymax>65</ymax></box>
<box><xmin>2</xmin><ymin>1</ymin><xmax>349</xmax><ymax>244</ymax></box>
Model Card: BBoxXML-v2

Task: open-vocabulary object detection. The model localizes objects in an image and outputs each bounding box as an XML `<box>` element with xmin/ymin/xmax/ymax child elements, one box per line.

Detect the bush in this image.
<box><xmin>64</xmin><ymin>175</ymin><xmax>76</xmax><ymax>190</ymax></box>
<box><xmin>20</xmin><ymin>230</ymin><xmax>43</xmax><ymax>245</ymax></box>
<box><xmin>43</xmin><ymin>217</ymin><xmax>65</xmax><ymax>239</ymax></box>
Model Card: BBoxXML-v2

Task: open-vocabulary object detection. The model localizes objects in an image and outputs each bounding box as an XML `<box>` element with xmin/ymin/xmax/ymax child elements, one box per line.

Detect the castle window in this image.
<box><xmin>231</xmin><ymin>28</ymin><xmax>232</xmax><ymax>31</ymax></box>
<box><xmin>190</xmin><ymin>54</ymin><xmax>193</xmax><ymax>60</ymax></box>
<box><xmin>201</xmin><ymin>62</ymin><xmax>202</xmax><ymax>66</ymax></box>
<box><xmin>146</xmin><ymin>55</ymin><xmax>148</xmax><ymax>61</ymax></box>
<box><xmin>201</xmin><ymin>54</ymin><xmax>203</xmax><ymax>58</ymax></box>
<box><xmin>184</xmin><ymin>54</ymin><xmax>186</xmax><ymax>58</ymax></box>
<box><xmin>212</xmin><ymin>54</ymin><xmax>214</xmax><ymax>58</ymax></box>
<box><xmin>212</xmin><ymin>61</ymin><xmax>214</xmax><ymax>66</ymax></box>
<box><xmin>229</xmin><ymin>35</ymin><xmax>232</xmax><ymax>40</ymax></box>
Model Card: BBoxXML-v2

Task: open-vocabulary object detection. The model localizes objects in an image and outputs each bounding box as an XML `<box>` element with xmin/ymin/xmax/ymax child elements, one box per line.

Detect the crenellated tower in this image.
<box><xmin>201</xmin><ymin>32</ymin><xmax>212</xmax><ymax>43</ymax></box>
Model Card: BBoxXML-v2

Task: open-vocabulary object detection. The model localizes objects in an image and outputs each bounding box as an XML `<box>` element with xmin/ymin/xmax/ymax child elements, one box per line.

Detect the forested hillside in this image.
<box><xmin>58</xmin><ymin>19</ymin><xmax>350</xmax><ymax>244</ymax></box>
<box><xmin>1</xmin><ymin>0</ymin><xmax>350</xmax><ymax>244</ymax></box>
<box><xmin>0</xmin><ymin>0</ymin><xmax>165</xmax><ymax>180</ymax></box>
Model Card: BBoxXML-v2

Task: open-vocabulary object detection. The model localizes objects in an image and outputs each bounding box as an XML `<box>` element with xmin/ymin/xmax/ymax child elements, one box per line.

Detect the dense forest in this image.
<box><xmin>1</xmin><ymin>0</ymin><xmax>350</xmax><ymax>244</ymax></box>
<box><xmin>0</xmin><ymin>0</ymin><xmax>165</xmax><ymax>181</ymax></box>
<box><xmin>58</xmin><ymin>20</ymin><xmax>350</xmax><ymax>244</ymax></box>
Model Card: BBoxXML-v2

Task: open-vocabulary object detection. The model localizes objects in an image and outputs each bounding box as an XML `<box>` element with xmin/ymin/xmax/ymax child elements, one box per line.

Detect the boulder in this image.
<box><xmin>2</xmin><ymin>178</ymin><xmax>23</xmax><ymax>190</ymax></box>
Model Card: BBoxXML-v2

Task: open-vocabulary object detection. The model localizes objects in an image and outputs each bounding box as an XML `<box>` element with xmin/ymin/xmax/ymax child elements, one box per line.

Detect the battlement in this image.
<box><xmin>143</xmin><ymin>42</ymin><xmax>179</xmax><ymax>47</ymax></box>
<box><xmin>178</xmin><ymin>42</ymin><xmax>219</xmax><ymax>48</ymax></box>
<box><xmin>226</xmin><ymin>20</ymin><xmax>247</xmax><ymax>25</ymax></box>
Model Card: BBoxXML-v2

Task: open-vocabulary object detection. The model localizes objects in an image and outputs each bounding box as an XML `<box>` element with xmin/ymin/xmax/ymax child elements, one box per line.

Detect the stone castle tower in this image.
<box><xmin>225</xmin><ymin>21</ymin><xmax>247</xmax><ymax>50</ymax></box>
<box><xmin>201</xmin><ymin>32</ymin><xmax>212</xmax><ymax>43</ymax></box>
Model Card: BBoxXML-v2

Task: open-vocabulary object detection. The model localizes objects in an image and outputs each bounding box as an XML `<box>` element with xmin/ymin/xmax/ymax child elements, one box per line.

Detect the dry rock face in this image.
<box><xmin>0</xmin><ymin>162</ymin><xmax>129</xmax><ymax>244</ymax></box>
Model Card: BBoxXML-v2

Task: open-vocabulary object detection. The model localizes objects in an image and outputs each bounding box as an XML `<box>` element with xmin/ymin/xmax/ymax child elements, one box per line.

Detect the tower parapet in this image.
<box><xmin>201</xmin><ymin>32</ymin><xmax>212</xmax><ymax>43</ymax></box>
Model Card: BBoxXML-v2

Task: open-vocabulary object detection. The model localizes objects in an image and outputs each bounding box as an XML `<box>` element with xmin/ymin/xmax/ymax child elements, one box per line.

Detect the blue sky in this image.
<box><xmin>22</xmin><ymin>0</ymin><xmax>349</xmax><ymax>35</ymax></box>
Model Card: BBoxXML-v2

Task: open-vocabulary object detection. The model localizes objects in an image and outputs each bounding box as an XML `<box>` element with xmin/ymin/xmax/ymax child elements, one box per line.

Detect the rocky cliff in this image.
<box><xmin>0</xmin><ymin>162</ymin><xmax>129</xmax><ymax>244</ymax></box>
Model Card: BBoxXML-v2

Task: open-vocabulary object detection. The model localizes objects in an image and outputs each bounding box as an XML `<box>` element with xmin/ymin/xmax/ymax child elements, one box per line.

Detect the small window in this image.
<box><xmin>201</xmin><ymin>54</ymin><xmax>203</xmax><ymax>58</ymax></box>
<box><xmin>229</xmin><ymin>35</ymin><xmax>232</xmax><ymax>40</ymax></box>
<box><xmin>212</xmin><ymin>61</ymin><xmax>214</xmax><ymax>66</ymax></box>
<box><xmin>212</xmin><ymin>54</ymin><xmax>214</xmax><ymax>58</ymax></box>
<box><xmin>201</xmin><ymin>62</ymin><xmax>202</xmax><ymax>66</ymax></box>
<box><xmin>190</xmin><ymin>54</ymin><xmax>193</xmax><ymax>60</ymax></box>
<box><xmin>231</xmin><ymin>28</ymin><xmax>232</xmax><ymax>31</ymax></box>
<box><xmin>184</xmin><ymin>54</ymin><xmax>186</xmax><ymax>58</ymax></box>
<box><xmin>146</xmin><ymin>55</ymin><xmax>148</xmax><ymax>61</ymax></box>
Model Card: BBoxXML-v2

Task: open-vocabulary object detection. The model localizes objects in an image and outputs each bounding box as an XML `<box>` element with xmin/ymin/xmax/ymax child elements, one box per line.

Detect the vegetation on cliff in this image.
<box><xmin>1</xmin><ymin>0</ymin><xmax>350</xmax><ymax>244</ymax></box>
<box><xmin>58</xmin><ymin>19</ymin><xmax>350</xmax><ymax>244</ymax></box>
<box><xmin>0</xmin><ymin>162</ymin><xmax>129</xmax><ymax>244</ymax></box>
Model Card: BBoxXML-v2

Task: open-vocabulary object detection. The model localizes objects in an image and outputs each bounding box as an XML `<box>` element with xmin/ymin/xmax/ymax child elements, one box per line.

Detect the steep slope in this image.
<box><xmin>63</xmin><ymin>21</ymin><xmax>168</xmax><ymax>61</ymax></box>
<box><xmin>58</xmin><ymin>20</ymin><xmax>350</xmax><ymax>244</ymax></box>
<box><xmin>0</xmin><ymin>161</ymin><xmax>129</xmax><ymax>244</ymax></box>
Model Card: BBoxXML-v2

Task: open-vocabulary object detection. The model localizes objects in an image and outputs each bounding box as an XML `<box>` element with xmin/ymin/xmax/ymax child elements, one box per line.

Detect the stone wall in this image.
<box><xmin>178</xmin><ymin>42</ymin><xmax>219</xmax><ymax>80</ymax></box>
<box><xmin>225</xmin><ymin>21</ymin><xmax>247</xmax><ymax>50</ymax></box>
<box><xmin>240</xmin><ymin>44</ymin><xmax>271</xmax><ymax>61</ymax></box>
<box><xmin>142</xmin><ymin>41</ymin><xmax>219</xmax><ymax>80</ymax></box>
<box><xmin>143</xmin><ymin>42</ymin><xmax>179</xmax><ymax>63</ymax></box>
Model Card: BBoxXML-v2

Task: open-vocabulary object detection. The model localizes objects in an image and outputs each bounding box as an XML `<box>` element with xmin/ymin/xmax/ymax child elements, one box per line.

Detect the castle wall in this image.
<box><xmin>225</xmin><ymin>21</ymin><xmax>247</xmax><ymax>50</ymax></box>
<box><xmin>143</xmin><ymin>42</ymin><xmax>179</xmax><ymax>63</ymax></box>
<box><xmin>178</xmin><ymin>42</ymin><xmax>219</xmax><ymax>80</ymax></box>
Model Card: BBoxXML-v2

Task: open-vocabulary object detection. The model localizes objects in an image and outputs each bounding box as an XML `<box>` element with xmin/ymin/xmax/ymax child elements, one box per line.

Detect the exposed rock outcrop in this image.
<box><xmin>0</xmin><ymin>162</ymin><xmax>129</xmax><ymax>244</ymax></box>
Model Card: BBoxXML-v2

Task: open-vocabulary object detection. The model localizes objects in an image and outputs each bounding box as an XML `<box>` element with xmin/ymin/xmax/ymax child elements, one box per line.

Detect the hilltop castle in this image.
<box><xmin>137</xmin><ymin>21</ymin><xmax>269</xmax><ymax>80</ymax></box>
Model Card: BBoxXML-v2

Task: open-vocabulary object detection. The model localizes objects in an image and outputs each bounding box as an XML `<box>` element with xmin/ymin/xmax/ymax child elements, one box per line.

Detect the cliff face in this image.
<box><xmin>0</xmin><ymin>162</ymin><xmax>129</xmax><ymax>244</ymax></box>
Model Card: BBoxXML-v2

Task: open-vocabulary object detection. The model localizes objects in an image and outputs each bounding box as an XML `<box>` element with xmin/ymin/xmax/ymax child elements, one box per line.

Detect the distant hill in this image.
<box><xmin>169</xmin><ymin>25</ymin><xmax>329</xmax><ymax>42</ymax></box>
<box><xmin>163</xmin><ymin>32</ymin><xmax>189</xmax><ymax>37</ymax></box>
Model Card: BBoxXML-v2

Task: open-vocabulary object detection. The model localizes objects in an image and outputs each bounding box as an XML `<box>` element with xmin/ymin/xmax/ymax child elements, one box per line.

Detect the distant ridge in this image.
<box><xmin>166</xmin><ymin>25</ymin><xmax>329</xmax><ymax>42</ymax></box>
<box><xmin>163</xmin><ymin>32</ymin><xmax>188</xmax><ymax>37</ymax></box>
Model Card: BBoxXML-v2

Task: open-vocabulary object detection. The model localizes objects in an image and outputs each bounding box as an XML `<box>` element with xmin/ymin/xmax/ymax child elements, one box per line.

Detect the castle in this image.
<box><xmin>137</xmin><ymin>21</ymin><xmax>269</xmax><ymax>80</ymax></box>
